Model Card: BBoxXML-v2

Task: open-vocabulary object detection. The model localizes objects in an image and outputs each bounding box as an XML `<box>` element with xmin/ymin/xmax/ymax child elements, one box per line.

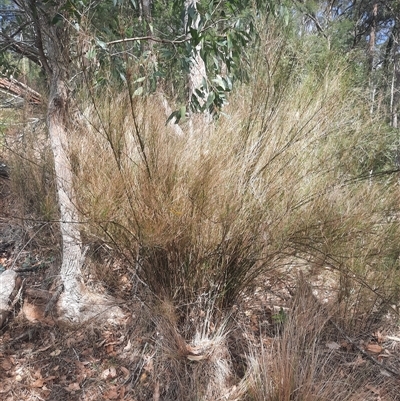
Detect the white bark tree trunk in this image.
<box><xmin>34</xmin><ymin>7</ymin><xmax>124</xmax><ymax>323</ymax></box>
<box><xmin>47</xmin><ymin>72</ymin><xmax>124</xmax><ymax>323</ymax></box>
<box><xmin>47</xmin><ymin>75</ymin><xmax>85</xmax><ymax>320</ymax></box>
<box><xmin>185</xmin><ymin>0</ymin><xmax>212</xmax><ymax>133</ymax></box>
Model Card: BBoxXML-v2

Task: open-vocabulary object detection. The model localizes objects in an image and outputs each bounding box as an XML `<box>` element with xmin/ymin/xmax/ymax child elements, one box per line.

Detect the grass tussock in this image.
<box><xmin>5</xmin><ymin>118</ymin><xmax>57</xmax><ymax>222</ymax></box>
<box><xmin>243</xmin><ymin>277</ymin><xmax>370</xmax><ymax>401</ymax></box>
<box><xmin>148</xmin><ymin>298</ymin><xmax>233</xmax><ymax>400</ymax></box>
<box><xmin>71</xmin><ymin>31</ymin><xmax>399</xmax><ymax>321</ymax></box>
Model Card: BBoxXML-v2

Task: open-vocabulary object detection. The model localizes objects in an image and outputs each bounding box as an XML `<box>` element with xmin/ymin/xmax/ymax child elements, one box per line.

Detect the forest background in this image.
<box><xmin>1</xmin><ymin>0</ymin><xmax>400</xmax><ymax>400</ymax></box>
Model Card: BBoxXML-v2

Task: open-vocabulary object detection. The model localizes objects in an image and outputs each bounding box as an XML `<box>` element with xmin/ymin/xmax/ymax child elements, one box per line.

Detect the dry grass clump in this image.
<box><xmin>242</xmin><ymin>278</ymin><xmax>370</xmax><ymax>401</ymax></box>
<box><xmin>4</xmin><ymin>117</ymin><xmax>57</xmax><ymax>222</ymax></box>
<box><xmin>146</xmin><ymin>298</ymin><xmax>234</xmax><ymax>401</ymax></box>
<box><xmin>71</xmin><ymin>31</ymin><xmax>399</xmax><ymax>320</ymax></box>
<box><xmin>0</xmin><ymin>110</ymin><xmax>59</xmax><ymax>258</ymax></box>
<box><xmin>66</xmin><ymin>32</ymin><xmax>400</xmax><ymax>400</ymax></box>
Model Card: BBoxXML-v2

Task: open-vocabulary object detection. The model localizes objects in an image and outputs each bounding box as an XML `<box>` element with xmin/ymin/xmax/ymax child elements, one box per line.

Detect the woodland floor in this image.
<box><xmin>1</xmin><ymin>176</ymin><xmax>400</xmax><ymax>401</ymax></box>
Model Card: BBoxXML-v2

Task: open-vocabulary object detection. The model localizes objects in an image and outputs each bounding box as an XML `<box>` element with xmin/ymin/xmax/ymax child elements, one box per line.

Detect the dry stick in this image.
<box><xmin>106</xmin><ymin>18</ymin><xmax>229</xmax><ymax>46</ymax></box>
<box><xmin>9</xmin><ymin>278</ymin><xmax>24</xmax><ymax>310</ymax></box>
<box><xmin>0</xmin><ymin>77</ymin><xmax>42</xmax><ymax>104</ymax></box>
<box><xmin>386</xmin><ymin>335</ymin><xmax>400</xmax><ymax>343</ymax></box>
<box><xmin>328</xmin><ymin>317</ymin><xmax>400</xmax><ymax>379</ymax></box>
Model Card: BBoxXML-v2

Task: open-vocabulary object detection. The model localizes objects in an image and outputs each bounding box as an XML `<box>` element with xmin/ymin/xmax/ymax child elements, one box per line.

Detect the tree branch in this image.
<box><xmin>0</xmin><ymin>32</ymin><xmax>42</xmax><ymax>66</ymax></box>
<box><xmin>106</xmin><ymin>19</ymin><xmax>227</xmax><ymax>47</ymax></box>
<box><xmin>106</xmin><ymin>35</ymin><xmax>189</xmax><ymax>46</ymax></box>
<box><xmin>305</xmin><ymin>12</ymin><xmax>328</xmax><ymax>38</ymax></box>
<box><xmin>27</xmin><ymin>0</ymin><xmax>53</xmax><ymax>76</ymax></box>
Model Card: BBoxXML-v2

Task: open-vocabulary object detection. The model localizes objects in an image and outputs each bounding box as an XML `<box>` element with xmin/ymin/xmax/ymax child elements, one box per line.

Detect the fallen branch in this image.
<box><xmin>0</xmin><ymin>77</ymin><xmax>42</xmax><ymax>104</ymax></box>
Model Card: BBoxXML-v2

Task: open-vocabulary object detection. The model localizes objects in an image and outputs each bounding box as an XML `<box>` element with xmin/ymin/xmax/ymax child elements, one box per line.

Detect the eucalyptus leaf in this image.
<box><xmin>204</xmin><ymin>91</ymin><xmax>215</xmax><ymax>108</ymax></box>
<box><xmin>133</xmin><ymin>86</ymin><xmax>143</xmax><ymax>96</ymax></box>
<box><xmin>134</xmin><ymin>77</ymin><xmax>146</xmax><ymax>83</ymax></box>
<box><xmin>96</xmin><ymin>39</ymin><xmax>107</xmax><ymax>50</ymax></box>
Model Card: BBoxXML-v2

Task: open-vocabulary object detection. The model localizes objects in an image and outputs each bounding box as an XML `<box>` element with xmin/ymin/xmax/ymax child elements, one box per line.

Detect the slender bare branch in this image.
<box><xmin>106</xmin><ymin>35</ymin><xmax>189</xmax><ymax>46</ymax></box>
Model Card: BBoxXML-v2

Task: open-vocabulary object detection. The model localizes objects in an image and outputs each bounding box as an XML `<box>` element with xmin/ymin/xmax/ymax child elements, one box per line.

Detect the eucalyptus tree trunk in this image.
<box><xmin>184</xmin><ymin>0</ymin><xmax>212</xmax><ymax>133</ymax></box>
<box><xmin>28</xmin><ymin>2</ymin><xmax>123</xmax><ymax>323</ymax></box>
<box><xmin>390</xmin><ymin>63</ymin><xmax>398</xmax><ymax>128</ymax></box>
<box><xmin>185</xmin><ymin>0</ymin><xmax>207</xmax><ymax>101</ymax></box>
<box><xmin>47</xmin><ymin>72</ymin><xmax>86</xmax><ymax>321</ymax></box>
<box><xmin>367</xmin><ymin>3</ymin><xmax>378</xmax><ymax>72</ymax></box>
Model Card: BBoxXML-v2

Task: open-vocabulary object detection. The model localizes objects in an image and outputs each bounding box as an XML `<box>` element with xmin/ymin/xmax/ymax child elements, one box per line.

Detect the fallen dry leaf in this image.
<box><xmin>1</xmin><ymin>358</ymin><xmax>13</xmax><ymax>371</ymax></box>
<box><xmin>106</xmin><ymin>344</ymin><xmax>115</xmax><ymax>354</ymax></box>
<box><xmin>50</xmin><ymin>349</ymin><xmax>61</xmax><ymax>357</ymax></box>
<box><xmin>120</xmin><ymin>366</ymin><xmax>130</xmax><ymax>379</ymax></box>
<box><xmin>65</xmin><ymin>382</ymin><xmax>80</xmax><ymax>392</ymax></box>
<box><xmin>101</xmin><ymin>368</ymin><xmax>111</xmax><ymax>380</ymax></box>
<box><xmin>340</xmin><ymin>340</ymin><xmax>352</xmax><ymax>351</ymax></box>
<box><xmin>31</xmin><ymin>378</ymin><xmax>45</xmax><ymax>388</ymax></box>
<box><xmin>103</xmin><ymin>387</ymin><xmax>119</xmax><ymax>400</ymax></box>
<box><xmin>140</xmin><ymin>372</ymin><xmax>148</xmax><ymax>383</ymax></box>
<box><xmin>109</xmin><ymin>366</ymin><xmax>117</xmax><ymax>378</ymax></box>
<box><xmin>326</xmin><ymin>341</ymin><xmax>341</xmax><ymax>350</ymax></box>
<box><xmin>374</xmin><ymin>330</ymin><xmax>384</xmax><ymax>344</ymax></box>
<box><xmin>366</xmin><ymin>343</ymin><xmax>383</xmax><ymax>354</ymax></box>
<box><xmin>101</xmin><ymin>367</ymin><xmax>117</xmax><ymax>380</ymax></box>
<box><xmin>66</xmin><ymin>337</ymin><xmax>78</xmax><ymax>347</ymax></box>
<box><xmin>123</xmin><ymin>339</ymin><xmax>132</xmax><ymax>352</ymax></box>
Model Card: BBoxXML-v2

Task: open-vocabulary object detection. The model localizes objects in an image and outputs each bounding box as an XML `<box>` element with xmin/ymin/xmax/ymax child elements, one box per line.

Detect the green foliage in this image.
<box><xmin>80</xmin><ymin>0</ymin><xmax>289</xmax><ymax>116</ymax></box>
<box><xmin>0</xmin><ymin>52</ymin><xmax>19</xmax><ymax>75</ymax></box>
